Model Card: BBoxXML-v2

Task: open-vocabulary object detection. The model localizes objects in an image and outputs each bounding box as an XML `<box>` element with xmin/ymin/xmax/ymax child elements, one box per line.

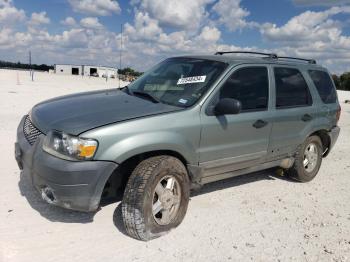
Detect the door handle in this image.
<box><xmin>301</xmin><ymin>114</ymin><xmax>313</xmax><ymax>122</ymax></box>
<box><xmin>253</xmin><ymin>119</ymin><xmax>268</xmax><ymax>128</ymax></box>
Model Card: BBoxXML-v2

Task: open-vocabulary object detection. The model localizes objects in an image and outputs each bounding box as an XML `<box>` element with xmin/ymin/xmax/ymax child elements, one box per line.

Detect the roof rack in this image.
<box><xmin>214</xmin><ymin>51</ymin><xmax>317</xmax><ymax>64</ymax></box>
<box><xmin>277</xmin><ymin>56</ymin><xmax>316</xmax><ymax>64</ymax></box>
<box><xmin>215</xmin><ymin>51</ymin><xmax>278</xmax><ymax>59</ymax></box>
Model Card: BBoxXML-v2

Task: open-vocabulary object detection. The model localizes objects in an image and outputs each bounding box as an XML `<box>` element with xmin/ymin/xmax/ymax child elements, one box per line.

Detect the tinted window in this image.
<box><xmin>274</xmin><ymin>67</ymin><xmax>312</xmax><ymax>108</ymax></box>
<box><xmin>308</xmin><ymin>70</ymin><xmax>337</xmax><ymax>104</ymax></box>
<box><xmin>219</xmin><ymin>67</ymin><xmax>269</xmax><ymax>111</ymax></box>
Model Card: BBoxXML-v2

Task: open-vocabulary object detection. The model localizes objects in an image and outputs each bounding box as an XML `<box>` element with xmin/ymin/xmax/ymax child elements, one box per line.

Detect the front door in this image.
<box><xmin>199</xmin><ymin>65</ymin><xmax>273</xmax><ymax>177</ymax></box>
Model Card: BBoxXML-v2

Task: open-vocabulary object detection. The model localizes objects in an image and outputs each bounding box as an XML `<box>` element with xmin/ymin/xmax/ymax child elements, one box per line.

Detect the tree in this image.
<box><xmin>0</xmin><ymin>60</ymin><xmax>53</xmax><ymax>71</ymax></box>
<box><xmin>340</xmin><ymin>72</ymin><xmax>350</xmax><ymax>91</ymax></box>
<box><xmin>118</xmin><ymin>67</ymin><xmax>142</xmax><ymax>77</ymax></box>
<box><xmin>332</xmin><ymin>74</ymin><xmax>341</xmax><ymax>89</ymax></box>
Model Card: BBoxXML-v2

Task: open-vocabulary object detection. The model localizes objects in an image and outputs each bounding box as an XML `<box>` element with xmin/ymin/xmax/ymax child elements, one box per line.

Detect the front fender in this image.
<box><xmin>81</xmin><ymin>109</ymin><xmax>201</xmax><ymax>165</ymax></box>
<box><xmin>98</xmin><ymin>131</ymin><xmax>197</xmax><ymax>164</ymax></box>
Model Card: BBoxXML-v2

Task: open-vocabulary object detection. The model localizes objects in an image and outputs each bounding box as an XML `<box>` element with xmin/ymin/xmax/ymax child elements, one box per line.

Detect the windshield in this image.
<box><xmin>127</xmin><ymin>57</ymin><xmax>228</xmax><ymax>107</ymax></box>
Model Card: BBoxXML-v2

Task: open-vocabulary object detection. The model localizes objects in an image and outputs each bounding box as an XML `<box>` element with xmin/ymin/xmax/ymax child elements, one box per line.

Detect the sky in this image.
<box><xmin>0</xmin><ymin>0</ymin><xmax>350</xmax><ymax>74</ymax></box>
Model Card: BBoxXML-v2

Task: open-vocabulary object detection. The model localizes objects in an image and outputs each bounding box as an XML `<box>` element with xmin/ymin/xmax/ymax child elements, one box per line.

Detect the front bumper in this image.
<box><xmin>15</xmin><ymin>116</ymin><xmax>118</xmax><ymax>212</ymax></box>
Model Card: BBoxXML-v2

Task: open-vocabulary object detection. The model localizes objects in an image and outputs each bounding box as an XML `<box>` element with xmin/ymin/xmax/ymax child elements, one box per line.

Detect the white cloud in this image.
<box><xmin>1</xmin><ymin>0</ymin><xmax>350</xmax><ymax>75</ymax></box>
<box><xmin>260</xmin><ymin>6</ymin><xmax>350</xmax><ymax>43</ymax></box>
<box><xmin>121</xmin><ymin>5</ymin><xmax>350</xmax><ymax>73</ymax></box>
<box><xmin>0</xmin><ymin>0</ymin><xmax>12</xmax><ymax>7</ymax></box>
<box><xmin>29</xmin><ymin>11</ymin><xmax>50</xmax><ymax>26</ymax></box>
<box><xmin>0</xmin><ymin>1</ymin><xmax>25</xmax><ymax>25</ymax></box>
<box><xmin>124</xmin><ymin>12</ymin><xmax>162</xmax><ymax>41</ymax></box>
<box><xmin>61</xmin><ymin>16</ymin><xmax>77</xmax><ymax>27</ymax></box>
<box><xmin>260</xmin><ymin>6</ymin><xmax>350</xmax><ymax>74</ymax></box>
<box><xmin>0</xmin><ymin>28</ymin><xmax>12</xmax><ymax>46</ymax></box>
<box><xmin>137</xmin><ymin>0</ymin><xmax>214</xmax><ymax>30</ymax></box>
<box><xmin>212</xmin><ymin>0</ymin><xmax>251</xmax><ymax>31</ymax></box>
<box><xmin>68</xmin><ymin>0</ymin><xmax>121</xmax><ymax>16</ymax></box>
<box><xmin>122</xmin><ymin>11</ymin><xmax>224</xmax><ymax>61</ymax></box>
<box><xmin>80</xmin><ymin>17</ymin><xmax>104</xmax><ymax>29</ymax></box>
<box><xmin>197</xmin><ymin>26</ymin><xmax>221</xmax><ymax>42</ymax></box>
<box><xmin>58</xmin><ymin>29</ymin><xmax>89</xmax><ymax>48</ymax></box>
<box><xmin>14</xmin><ymin>31</ymin><xmax>32</xmax><ymax>46</ymax></box>
<box><xmin>0</xmin><ymin>28</ymin><xmax>32</xmax><ymax>49</ymax></box>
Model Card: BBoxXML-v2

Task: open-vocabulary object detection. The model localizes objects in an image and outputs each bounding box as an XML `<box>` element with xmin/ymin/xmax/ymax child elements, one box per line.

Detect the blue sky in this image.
<box><xmin>0</xmin><ymin>0</ymin><xmax>350</xmax><ymax>73</ymax></box>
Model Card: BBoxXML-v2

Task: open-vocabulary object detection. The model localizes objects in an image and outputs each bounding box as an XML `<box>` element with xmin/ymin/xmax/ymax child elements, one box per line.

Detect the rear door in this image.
<box><xmin>199</xmin><ymin>65</ymin><xmax>273</xmax><ymax>175</ymax></box>
<box><xmin>268</xmin><ymin>66</ymin><xmax>318</xmax><ymax>159</ymax></box>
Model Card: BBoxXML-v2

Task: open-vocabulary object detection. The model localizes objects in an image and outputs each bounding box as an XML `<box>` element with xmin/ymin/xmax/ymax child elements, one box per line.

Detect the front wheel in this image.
<box><xmin>287</xmin><ymin>136</ymin><xmax>323</xmax><ymax>182</ymax></box>
<box><xmin>122</xmin><ymin>156</ymin><xmax>190</xmax><ymax>241</ymax></box>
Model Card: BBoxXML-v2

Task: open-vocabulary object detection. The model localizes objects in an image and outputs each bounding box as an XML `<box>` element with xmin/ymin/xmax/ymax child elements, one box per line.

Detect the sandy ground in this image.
<box><xmin>0</xmin><ymin>69</ymin><xmax>349</xmax><ymax>262</ymax></box>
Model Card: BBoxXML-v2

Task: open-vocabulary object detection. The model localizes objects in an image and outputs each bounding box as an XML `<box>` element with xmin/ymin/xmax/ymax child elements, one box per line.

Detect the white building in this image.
<box><xmin>54</xmin><ymin>64</ymin><xmax>118</xmax><ymax>78</ymax></box>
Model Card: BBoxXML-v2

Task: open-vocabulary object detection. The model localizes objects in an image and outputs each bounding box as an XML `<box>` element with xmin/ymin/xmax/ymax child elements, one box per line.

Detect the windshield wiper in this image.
<box><xmin>132</xmin><ymin>91</ymin><xmax>160</xmax><ymax>103</ymax></box>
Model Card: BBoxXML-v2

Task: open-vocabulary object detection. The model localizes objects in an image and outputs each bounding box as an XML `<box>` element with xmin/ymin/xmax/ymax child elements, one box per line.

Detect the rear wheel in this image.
<box><xmin>287</xmin><ymin>136</ymin><xmax>323</xmax><ymax>182</ymax></box>
<box><xmin>122</xmin><ymin>156</ymin><xmax>190</xmax><ymax>241</ymax></box>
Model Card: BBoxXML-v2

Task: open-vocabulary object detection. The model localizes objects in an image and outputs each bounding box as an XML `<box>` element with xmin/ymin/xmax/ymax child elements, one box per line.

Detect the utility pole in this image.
<box><xmin>29</xmin><ymin>50</ymin><xmax>31</xmax><ymax>76</ymax></box>
<box><xmin>119</xmin><ymin>23</ymin><xmax>123</xmax><ymax>89</ymax></box>
<box><xmin>29</xmin><ymin>50</ymin><xmax>33</xmax><ymax>81</ymax></box>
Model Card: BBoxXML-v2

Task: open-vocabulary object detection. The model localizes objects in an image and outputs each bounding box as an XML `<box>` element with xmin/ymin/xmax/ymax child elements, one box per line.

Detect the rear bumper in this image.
<box><xmin>15</xmin><ymin>116</ymin><xmax>118</xmax><ymax>212</ymax></box>
<box><xmin>327</xmin><ymin>126</ymin><xmax>340</xmax><ymax>155</ymax></box>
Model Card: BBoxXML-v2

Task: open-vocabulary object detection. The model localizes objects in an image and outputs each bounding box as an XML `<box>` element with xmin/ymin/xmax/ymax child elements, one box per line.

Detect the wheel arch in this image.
<box><xmin>100</xmin><ymin>150</ymin><xmax>190</xmax><ymax>201</ymax></box>
<box><xmin>309</xmin><ymin>129</ymin><xmax>331</xmax><ymax>157</ymax></box>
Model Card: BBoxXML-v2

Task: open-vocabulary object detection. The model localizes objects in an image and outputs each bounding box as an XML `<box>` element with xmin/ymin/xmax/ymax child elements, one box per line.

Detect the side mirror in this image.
<box><xmin>214</xmin><ymin>98</ymin><xmax>242</xmax><ymax>115</ymax></box>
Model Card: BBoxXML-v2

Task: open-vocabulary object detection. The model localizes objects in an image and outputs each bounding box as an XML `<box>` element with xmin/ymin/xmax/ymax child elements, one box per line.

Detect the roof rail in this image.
<box><xmin>277</xmin><ymin>56</ymin><xmax>316</xmax><ymax>64</ymax></box>
<box><xmin>215</xmin><ymin>51</ymin><xmax>278</xmax><ymax>59</ymax></box>
<box><xmin>214</xmin><ymin>51</ymin><xmax>317</xmax><ymax>64</ymax></box>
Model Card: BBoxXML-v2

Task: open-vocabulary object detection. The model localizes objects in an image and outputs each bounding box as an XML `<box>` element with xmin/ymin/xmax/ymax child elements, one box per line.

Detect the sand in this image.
<box><xmin>0</xmin><ymin>69</ymin><xmax>349</xmax><ymax>262</ymax></box>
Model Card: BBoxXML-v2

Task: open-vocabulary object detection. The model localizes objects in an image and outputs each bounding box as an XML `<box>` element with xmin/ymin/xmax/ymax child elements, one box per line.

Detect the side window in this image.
<box><xmin>308</xmin><ymin>70</ymin><xmax>337</xmax><ymax>104</ymax></box>
<box><xmin>274</xmin><ymin>67</ymin><xmax>312</xmax><ymax>108</ymax></box>
<box><xmin>219</xmin><ymin>67</ymin><xmax>269</xmax><ymax>112</ymax></box>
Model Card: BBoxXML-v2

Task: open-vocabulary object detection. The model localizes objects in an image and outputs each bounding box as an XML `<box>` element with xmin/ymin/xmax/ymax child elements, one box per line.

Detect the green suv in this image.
<box><xmin>15</xmin><ymin>51</ymin><xmax>340</xmax><ymax>240</ymax></box>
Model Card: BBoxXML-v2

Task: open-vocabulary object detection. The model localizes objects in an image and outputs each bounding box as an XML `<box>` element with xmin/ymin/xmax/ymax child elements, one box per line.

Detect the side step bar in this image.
<box><xmin>200</xmin><ymin>158</ymin><xmax>294</xmax><ymax>184</ymax></box>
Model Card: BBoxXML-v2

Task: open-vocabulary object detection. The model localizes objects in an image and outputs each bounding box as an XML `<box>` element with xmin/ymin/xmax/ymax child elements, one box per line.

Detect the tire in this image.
<box><xmin>121</xmin><ymin>155</ymin><xmax>190</xmax><ymax>241</ymax></box>
<box><xmin>287</xmin><ymin>135</ymin><xmax>323</xmax><ymax>182</ymax></box>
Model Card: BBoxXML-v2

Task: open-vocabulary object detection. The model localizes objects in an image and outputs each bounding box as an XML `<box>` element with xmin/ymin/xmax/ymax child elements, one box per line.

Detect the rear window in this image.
<box><xmin>308</xmin><ymin>70</ymin><xmax>337</xmax><ymax>104</ymax></box>
<box><xmin>274</xmin><ymin>67</ymin><xmax>312</xmax><ymax>108</ymax></box>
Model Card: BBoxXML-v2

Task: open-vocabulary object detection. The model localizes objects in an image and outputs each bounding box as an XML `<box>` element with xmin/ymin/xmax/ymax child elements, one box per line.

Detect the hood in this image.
<box><xmin>30</xmin><ymin>89</ymin><xmax>181</xmax><ymax>135</ymax></box>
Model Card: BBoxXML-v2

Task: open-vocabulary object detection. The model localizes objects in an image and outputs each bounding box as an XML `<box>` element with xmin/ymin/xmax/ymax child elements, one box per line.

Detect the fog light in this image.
<box><xmin>41</xmin><ymin>186</ymin><xmax>56</xmax><ymax>204</ymax></box>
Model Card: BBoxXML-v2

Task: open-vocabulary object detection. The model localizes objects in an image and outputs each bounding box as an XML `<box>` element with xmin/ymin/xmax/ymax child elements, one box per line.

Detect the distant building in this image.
<box><xmin>54</xmin><ymin>64</ymin><xmax>118</xmax><ymax>78</ymax></box>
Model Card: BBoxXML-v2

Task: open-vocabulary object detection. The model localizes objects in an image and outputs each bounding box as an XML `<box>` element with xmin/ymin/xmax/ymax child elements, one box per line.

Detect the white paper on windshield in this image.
<box><xmin>177</xmin><ymin>75</ymin><xmax>206</xmax><ymax>85</ymax></box>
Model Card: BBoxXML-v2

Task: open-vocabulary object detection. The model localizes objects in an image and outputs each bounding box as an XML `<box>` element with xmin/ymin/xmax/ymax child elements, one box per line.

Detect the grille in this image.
<box><xmin>23</xmin><ymin>115</ymin><xmax>43</xmax><ymax>145</ymax></box>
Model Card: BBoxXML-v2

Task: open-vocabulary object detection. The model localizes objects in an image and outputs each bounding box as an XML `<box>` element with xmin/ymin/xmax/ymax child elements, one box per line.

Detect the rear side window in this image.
<box><xmin>219</xmin><ymin>67</ymin><xmax>269</xmax><ymax>112</ymax></box>
<box><xmin>274</xmin><ymin>67</ymin><xmax>312</xmax><ymax>108</ymax></box>
<box><xmin>308</xmin><ymin>70</ymin><xmax>337</xmax><ymax>104</ymax></box>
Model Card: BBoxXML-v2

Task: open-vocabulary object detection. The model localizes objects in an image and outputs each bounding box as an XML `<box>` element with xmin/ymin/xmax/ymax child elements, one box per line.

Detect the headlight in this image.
<box><xmin>43</xmin><ymin>130</ymin><xmax>98</xmax><ymax>161</ymax></box>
